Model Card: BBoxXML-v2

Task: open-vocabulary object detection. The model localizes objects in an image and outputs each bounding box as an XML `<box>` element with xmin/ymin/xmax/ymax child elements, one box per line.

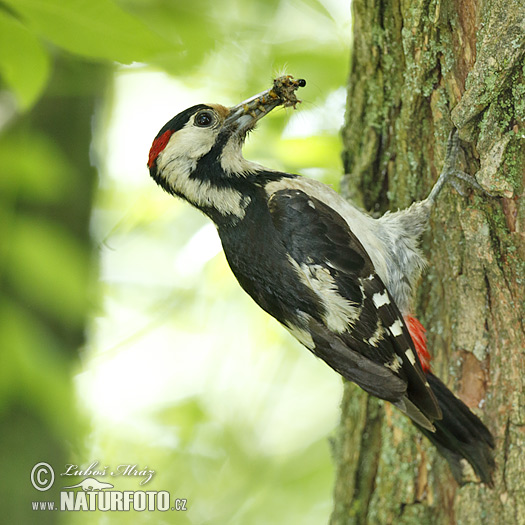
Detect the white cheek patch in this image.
<box><xmin>158</xmin><ymin>120</ymin><xmax>217</xmax><ymax>166</ymax></box>
<box><xmin>157</xmin><ymin>121</ymin><xmax>249</xmax><ymax>218</ymax></box>
<box><xmin>220</xmin><ymin>139</ymin><xmax>264</xmax><ymax>175</ymax></box>
<box><xmin>170</xmin><ymin>172</ymin><xmax>249</xmax><ymax>217</ymax></box>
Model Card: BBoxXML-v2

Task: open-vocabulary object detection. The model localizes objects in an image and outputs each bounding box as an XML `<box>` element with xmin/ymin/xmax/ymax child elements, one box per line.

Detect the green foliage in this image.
<box><xmin>0</xmin><ymin>0</ymin><xmax>349</xmax><ymax>111</ymax></box>
<box><xmin>0</xmin><ymin>297</ymin><xmax>76</xmax><ymax>436</ymax></box>
<box><xmin>0</xmin><ymin>1</ymin><xmax>349</xmax><ymax>523</ymax></box>
<box><xmin>3</xmin><ymin>0</ymin><xmax>170</xmax><ymax>62</ymax></box>
<box><xmin>0</xmin><ymin>129</ymin><xmax>73</xmax><ymax>201</ymax></box>
<box><xmin>6</xmin><ymin>215</ymin><xmax>90</xmax><ymax>324</ymax></box>
<box><xmin>0</xmin><ymin>11</ymin><xmax>49</xmax><ymax>109</ymax></box>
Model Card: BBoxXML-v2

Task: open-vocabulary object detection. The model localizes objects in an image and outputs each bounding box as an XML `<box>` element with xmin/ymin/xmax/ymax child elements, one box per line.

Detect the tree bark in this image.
<box><xmin>331</xmin><ymin>0</ymin><xmax>525</xmax><ymax>523</ymax></box>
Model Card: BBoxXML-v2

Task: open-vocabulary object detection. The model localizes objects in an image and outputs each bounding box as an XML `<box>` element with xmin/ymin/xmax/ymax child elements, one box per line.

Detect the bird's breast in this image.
<box><xmin>217</xmin><ymin>197</ymin><xmax>323</xmax><ymax>327</ymax></box>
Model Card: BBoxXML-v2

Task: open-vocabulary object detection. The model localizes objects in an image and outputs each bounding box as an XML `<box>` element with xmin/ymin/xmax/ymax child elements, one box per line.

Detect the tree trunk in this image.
<box><xmin>331</xmin><ymin>0</ymin><xmax>525</xmax><ymax>523</ymax></box>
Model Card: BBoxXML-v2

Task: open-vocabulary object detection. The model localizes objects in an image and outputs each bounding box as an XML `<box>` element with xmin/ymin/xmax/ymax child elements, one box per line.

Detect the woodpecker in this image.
<box><xmin>148</xmin><ymin>76</ymin><xmax>495</xmax><ymax>485</ymax></box>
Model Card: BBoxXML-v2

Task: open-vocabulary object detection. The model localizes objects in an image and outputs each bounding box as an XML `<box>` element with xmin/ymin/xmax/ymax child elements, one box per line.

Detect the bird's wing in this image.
<box><xmin>268</xmin><ymin>188</ymin><xmax>441</xmax><ymax>423</ymax></box>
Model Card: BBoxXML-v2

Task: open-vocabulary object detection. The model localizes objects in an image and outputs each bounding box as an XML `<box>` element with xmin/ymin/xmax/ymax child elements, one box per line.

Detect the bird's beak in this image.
<box><xmin>225</xmin><ymin>76</ymin><xmax>305</xmax><ymax>135</ymax></box>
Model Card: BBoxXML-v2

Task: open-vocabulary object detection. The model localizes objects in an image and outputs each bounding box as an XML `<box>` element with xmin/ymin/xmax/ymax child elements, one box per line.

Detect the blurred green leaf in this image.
<box><xmin>0</xmin><ymin>297</ymin><xmax>76</xmax><ymax>437</ymax></box>
<box><xmin>0</xmin><ymin>11</ymin><xmax>50</xmax><ymax>109</ymax></box>
<box><xmin>121</xmin><ymin>0</ymin><xmax>282</xmax><ymax>71</ymax></box>
<box><xmin>121</xmin><ymin>0</ymin><xmax>223</xmax><ymax>71</ymax></box>
<box><xmin>6</xmin><ymin>215</ymin><xmax>90</xmax><ymax>325</ymax></box>
<box><xmin>0</xmin><ymin>1</ymin><xmax>352</xmax><ymax>523</ymax></box>
<box><xmin>3</xmin><ymin>0</ymin><xmax>173</xmax><ymax>63</ymax></box>
<box><xmin>0</xmin><ymin>129</ymin><xmax>73</xmax><ymax>202</ymax></box>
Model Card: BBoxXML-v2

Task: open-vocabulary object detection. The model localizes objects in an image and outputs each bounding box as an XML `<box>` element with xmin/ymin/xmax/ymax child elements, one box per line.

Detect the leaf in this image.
<box><xmin>0</xmin><ymin>298</ymin><xmax>76</xmax><ymax>436</ymax></box>
<box><xmin>0</xmin><ymin>11</ymin><xmax>50</xmax><ymax>109</ymax></box>
<box><xmin>5</xmin><ymin>215</ymin><xmax>91</xmax><ymax>325</ymax></box>
<box><xmin>0</xmin><ymin>129</ymin><xmax>74</xmax><ymax>202</ymax></box>
<box><xmin>3</xmin><ymin>0</ymin><xmax>174</xmax><ymax>63</ymax></box>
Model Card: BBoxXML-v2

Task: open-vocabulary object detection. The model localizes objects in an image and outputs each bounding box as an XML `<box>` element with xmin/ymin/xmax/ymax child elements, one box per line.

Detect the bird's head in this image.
<box><xmin>147</xmin><ymin>76</ymin><xmax>305</xmax><ymax>221</ymax></box>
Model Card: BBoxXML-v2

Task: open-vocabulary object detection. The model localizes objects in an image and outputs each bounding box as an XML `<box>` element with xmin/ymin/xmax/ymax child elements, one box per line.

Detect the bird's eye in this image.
<box><xmin>194</xmin><ymin>111</ymin><xmax>215</xmax><ymax>128</ymax></box>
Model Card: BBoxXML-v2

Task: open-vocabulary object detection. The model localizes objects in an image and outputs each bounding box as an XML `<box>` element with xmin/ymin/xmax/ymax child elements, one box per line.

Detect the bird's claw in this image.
<box><xmin>450</xmin><ymin>169</ymin><xmax>493</xmax><ymax>197</ymax></box>
<box><xmin>429</xmin><ymin>128</ymin><xmax>489</xmax><ymax>202</ymax></box>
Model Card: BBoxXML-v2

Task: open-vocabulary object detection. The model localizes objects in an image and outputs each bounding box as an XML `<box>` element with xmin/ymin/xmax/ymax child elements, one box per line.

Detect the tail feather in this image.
<box><xmin>416</xmin><ymin>372</ymin><xmax>495</xmax><ymax>486</ymax></box>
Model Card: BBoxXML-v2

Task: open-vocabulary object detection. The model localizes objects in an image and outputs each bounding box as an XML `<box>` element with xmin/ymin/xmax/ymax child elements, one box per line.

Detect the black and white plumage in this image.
<box><xmin>148</xmin><ymin>77</ymin><xmax>495</xmax><ymax>485</ymax></box>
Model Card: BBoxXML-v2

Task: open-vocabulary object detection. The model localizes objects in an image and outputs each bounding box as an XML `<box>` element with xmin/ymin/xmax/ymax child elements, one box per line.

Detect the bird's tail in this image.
<box><xmin>416</xmin><ymin>372</ymin><xmax>495</xmax><ymax>486</ymax></box>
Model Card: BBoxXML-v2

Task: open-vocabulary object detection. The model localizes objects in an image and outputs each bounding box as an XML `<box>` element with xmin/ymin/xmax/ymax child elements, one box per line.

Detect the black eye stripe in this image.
<box><xmin>195</xmin><ymin>111</ymin><xmax>215</xmax><ymax>127</ymax></box>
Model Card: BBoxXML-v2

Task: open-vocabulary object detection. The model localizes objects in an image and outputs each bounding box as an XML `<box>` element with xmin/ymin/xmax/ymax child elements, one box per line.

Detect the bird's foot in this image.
<box><xmin>428</xmin><ymin>129</ymin><xmax>492</xmax><ymax>202</ymax></box>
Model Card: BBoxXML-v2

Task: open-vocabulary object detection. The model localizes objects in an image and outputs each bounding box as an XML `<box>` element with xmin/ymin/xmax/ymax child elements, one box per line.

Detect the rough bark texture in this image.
<box><xmin>331</xmin><ymin>0</ymin><xmax>524</xmax><ymax>524</ymax></box>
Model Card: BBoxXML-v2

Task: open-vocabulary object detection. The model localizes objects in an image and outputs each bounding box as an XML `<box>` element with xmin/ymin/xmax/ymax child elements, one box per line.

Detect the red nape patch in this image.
<box><xmin>404</xmin><ymin>315</ymin><xmax>431</xmax><ymax>373</ymax></box>
<box><xmin>148</xmin><ymin>130</ymin><xmax>173</xmax><ymax>169</ymax></box>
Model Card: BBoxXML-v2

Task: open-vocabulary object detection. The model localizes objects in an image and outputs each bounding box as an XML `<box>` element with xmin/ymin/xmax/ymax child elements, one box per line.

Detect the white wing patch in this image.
<box><xmin>288</xmin><ymin>256</ymin><xmax>361</xmax><ymax>333</ymax></box>
<box><xmin>264</xmin><ymin>178</ymin><xmax>391</xmax><ymax>286</ymax></box>
<box><xmin>405</xmin><ymin>348</ymin><xmax>416</xmax><ymax>365</ymax></box>
<box><xmin>367</xmin><ymin>321</ymin><xmax>385</xmax><ymax>347</ymax></box>
<box><xmin>284</xmin><ymin>321</ymin><xmax>314</xmax><ymax>349</ymax></box>
<box><xmin>385</xmin><ymin>355</ymin><xmax>403</xmax><ymax>372</ymax></box>
<box><xmin>372</xmin><ymin>290</ymin><xmax>390</xmax><ymax>308</ymax></box>
<box><xmin>388</xmin><ymin>319</ymin><xmax>404</xmax><ymax>337</ymax></box>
